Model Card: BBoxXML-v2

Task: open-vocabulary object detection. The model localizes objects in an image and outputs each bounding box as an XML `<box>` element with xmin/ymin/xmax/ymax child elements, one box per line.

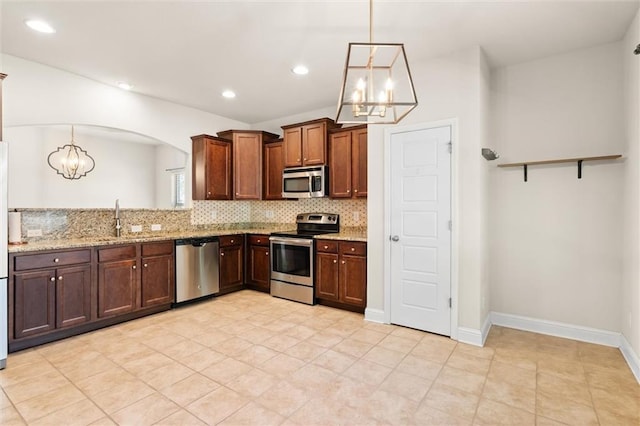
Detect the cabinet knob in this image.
<box><xmin>266</xmin><ymin>252</ymin><xmax>269</xmax><ymax>256</ymax></box>
<box><xmin>351</xmin><ymin>247</ymin><xmax>355</xmax><ymax>252</ymax></box>
<box><xmin>144</xmin><ymin>264</ymin><xmax>148</xmax><ymax>268</ymax></box>
<box><xmin>324</xmin><ymin>245</ymin><xmax>328</xmax><ymax>249</ymax></box>
<box><xmin>230</xmin><ymin>239</ymin><xmax>234</xmax><ymax>243</ymax></box>
<box><xmin>50</xmin><ymin>277</ymin><xmax>55</xmax><ymax>282</ymax></box>
<box><xmin>342</xmin><ymin>260</ymin><xmax>346</xmax><ymax>264</ymax></box>
<box><xmin>333</xmin><ymin>259</ymin><xmax>337</xmax><ymax>263</ymax></box>
<box><xmin>303</xmin><ymin>158</ymin><xmax>307</xmax><ymax>161</ymax></box>
<box><xmin>257</xmin><ymin>239</ymin><xmax>261</xmax><ymax>243</ymax></box>
<box><xmin>354</xmin><ymin>189</ymin><xmax>358</xmax><ymax>193</ymax></box>
<box><xmin>132</xmin><ymin>265</ymin><xmax>137</xmax><ymax>270</ymax></box>
<box><xmin>221</xmin><ymin>252</ymin><xmax>225</xmax><ymax>256</ymax></box>
<box><xmin>236</xmin><ymin>193</ymin><xmax>239</xmax><ymax>195</ymax></box>
<box><xmin>347</xmin><ymin>190</ymin><xmax>350</xmax><ymax>193</ymax></box>
<box><xmin>54</xmin><ymin>258</ymin><xmax>59</xmax><ymax>263</ymax></box>
<box><xmin>207</xmin><ymin>191</ymin><xmax>211</xmax><ymax>196</ymax></box>
<box><xmin>58</xmin><ymin>276</ymin><xmax>63</xmax><ymax>281</ymax></box>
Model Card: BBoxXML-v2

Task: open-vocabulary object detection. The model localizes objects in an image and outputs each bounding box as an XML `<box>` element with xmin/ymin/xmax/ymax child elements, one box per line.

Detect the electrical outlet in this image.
<box><xmin>151</xmin><ymin>224</ymin><xmax>162</xmax><ymax>231</ymax></box>
<box><xmin>352</xmin><ymin>211</ymin><xmax>360</xmax><ymax>222</ymax></box>
<box><xmin>265</xmin><ymin>210</ymin><xmax>274</xmax><ymax>219</ymax></box>
<box><xmin>211</xmin><ymin>210</ymin><xmax>218</xmax><ymax>220</ymax></box>
<box><xmin>131</xmin><ymin>225</ymin><xmax>143</xmax><ymax>233</ymax></box>
<box><xmin>27</xmin><ymin>229</ymin><xmax>42</xmax><ymax>237</ymax></box>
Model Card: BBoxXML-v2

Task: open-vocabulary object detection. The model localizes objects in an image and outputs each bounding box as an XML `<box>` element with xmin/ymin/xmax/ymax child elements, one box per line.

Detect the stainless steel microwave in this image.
<box><xmin>282</xmin><ymin>165</ymin><xmax>328</xmax><ymax>198</ymax></box>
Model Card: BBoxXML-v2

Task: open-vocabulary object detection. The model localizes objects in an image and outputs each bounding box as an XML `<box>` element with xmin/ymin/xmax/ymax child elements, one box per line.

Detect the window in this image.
<box><xmin>171</xmin><ymin>169</ymin><xmax>186</xmax><ymax>208</ymax></box>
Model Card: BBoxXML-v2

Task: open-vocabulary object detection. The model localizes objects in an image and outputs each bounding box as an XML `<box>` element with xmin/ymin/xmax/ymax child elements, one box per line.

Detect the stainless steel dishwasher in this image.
<box><xmin>175</xmin><ymin>237</ymin><xmax>219</xmax><ymax>304</ymax></box>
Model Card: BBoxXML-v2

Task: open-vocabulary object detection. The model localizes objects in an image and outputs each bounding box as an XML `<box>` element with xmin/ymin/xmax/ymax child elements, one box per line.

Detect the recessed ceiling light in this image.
<box><xmin>292</xmin><ymin>65</ymin><xmax>309</xmax><ymax>76</ymax></box>
<box><xmin>117</xmin><ymin>81</ymin><xmax>133</xmax><ymax>91</ymax></box>
<box><xmin>222</xmin><ymin>90</ymin><xmax>236</xmax><ymax>99</ymax></box>
<box><xmin>25</xmin><ymin>19</ymin><xmax>56</xmax><ymax>34</ymax></box>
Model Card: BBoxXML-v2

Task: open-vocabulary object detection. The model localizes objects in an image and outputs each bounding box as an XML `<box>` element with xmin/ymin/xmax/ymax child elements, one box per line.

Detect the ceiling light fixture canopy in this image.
<box><xmin>336</xmin><ymin>0</ymin><xmax>417</xmax><ymax>124</ymax></box>
<box><xmin>25</xmin><ymin>19</ymin><xmax>56</xmax><ymax>34</ymax></box>
<box><xmin>47</xmin><ymin>125</ymin><xmax>95</xmax><ymax>180</ymax></box>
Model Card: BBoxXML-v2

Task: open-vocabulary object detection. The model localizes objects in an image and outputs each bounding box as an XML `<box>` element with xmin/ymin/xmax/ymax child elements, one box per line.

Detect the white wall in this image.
<box><xmin>368</xmin><ymin>47</ymin><xmax>490</xmax><ymax>331</ymax></box>
<box><xmin>7</xmin><ymin>126</ymin><xmax>158</xmax><ymax>208</ymax></box>
<box><xmin>251</xmin><ymin>105</ymin><xmax>337</xmax><ymax>136</ymax></box>
<box><xmin>155</xmin><ymin>145</ymin><xmax>189</xmax><ymax>209</ymax></box>
<box><xmin>489</xmin><ymin>42</ymin><xmax>625</xmax><ymax>332</ymax></box>
<box><xmin>622</xmin><ymin>11</ymin><xmax>640</xmax><ymax>359</ymax></box>
<box><xmin>1</xmin><ymin>54</ymin><xmax>247</xmax><ymax>155</ymax></box>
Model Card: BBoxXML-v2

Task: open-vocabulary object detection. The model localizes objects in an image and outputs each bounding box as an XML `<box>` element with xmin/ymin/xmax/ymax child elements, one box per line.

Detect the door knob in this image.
<box><xmin>391</xmin><ymin>235</ymin><xmax>400</xmax><ymax>242</ymax></box>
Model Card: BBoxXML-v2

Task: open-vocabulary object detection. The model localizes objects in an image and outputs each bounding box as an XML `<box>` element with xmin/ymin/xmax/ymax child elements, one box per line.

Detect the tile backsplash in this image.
<box><xmin>14</xmin><ymin>198</ymin><xmax>367</xmax><ymax>240</ymax></box>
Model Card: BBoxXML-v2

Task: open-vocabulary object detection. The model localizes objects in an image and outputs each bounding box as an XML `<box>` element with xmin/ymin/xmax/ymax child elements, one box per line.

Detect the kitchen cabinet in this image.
<box><xmin>141</xmin><ymin>241</ymin><xmax>175</xmax><ymax>307</ymax></box>
<box><xmin>263</xmin><ymin>138</ymin><xmax>284</xmax><ymax>200</ymax></box>
<box><xmin>191</xmin><ymin>134</ymin><xmax>232</xmax><ymax>200</ymax></box>
<box><xmin>97</xmin><ymin>245</ymin><xmax>138</xmax><ymax>317</ymax></box>
<box><xmin>315</xmin><ymin>240</ymin><xmax>367</xmax><ymax>312</ymax></box>
<box><xmin>245</xmin><ymin>234</ymin><xmax>270</xmax><ymax>292</ymax></box>
<box><xmin>281</xmin><ymin>118</ymin><xmax>340</xmax><ymax>167</ymax></box>
<box><xmin>219</xmin><ymin>234</ymin><xmax>244</xmax><ymax>294</ymax></box>
<box><xmin>329</xmin><ymin>125</ymin><xmax>367</xmax><ymax>198</ymax></box>
<box><xmin>10</xmin><ymin>248</ymin><xmax>92</xmax><ymax>339</ymax></box>
<box><xmin>217</xmin><ymin>130</ymin><xmax>279</xmax><ymax>200</ymax></box>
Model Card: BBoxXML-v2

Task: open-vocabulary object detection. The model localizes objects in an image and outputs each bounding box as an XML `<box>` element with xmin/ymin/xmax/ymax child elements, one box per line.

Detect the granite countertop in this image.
<box><xmin>8</xmin><ymin>226</ymin><xmax>367</xmax><ymax>253</ymax></box>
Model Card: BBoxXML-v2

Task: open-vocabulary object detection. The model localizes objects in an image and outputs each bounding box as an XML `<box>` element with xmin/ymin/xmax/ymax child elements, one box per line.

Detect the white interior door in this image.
<box><xmin>389</xmin><ymin>125</ymin><xmax>451</xmax><ymax>336</ymax></box>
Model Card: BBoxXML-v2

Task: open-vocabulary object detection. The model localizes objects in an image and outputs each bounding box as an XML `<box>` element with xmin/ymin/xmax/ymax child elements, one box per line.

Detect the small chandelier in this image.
<box><xmin>47</xmin><ymin>125</ymin><xmax>95</xmax><ymax>180</ymax></box>
<box><xmin>336</xmin><ymin>0</ymin><xmax>418</xmax><ymax>124</ymax></box>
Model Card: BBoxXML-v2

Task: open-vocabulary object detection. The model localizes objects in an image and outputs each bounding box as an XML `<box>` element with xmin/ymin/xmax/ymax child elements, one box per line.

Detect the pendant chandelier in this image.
<box><xmin>47</xmin><ymin>125</ymin><xmax>95</xmax><ymax>180</ymax></box>
<box><xmin>336</xmin><ymin>0</ymin><xmax>418</xmax><ymax>124</ymax></box>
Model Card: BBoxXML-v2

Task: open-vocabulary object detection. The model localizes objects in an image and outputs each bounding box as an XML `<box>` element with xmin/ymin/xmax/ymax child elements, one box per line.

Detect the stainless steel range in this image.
<box><xmin>269</xmin><ymin>213</ymin><xmax>339</xmax><ymax>304</ymax></box>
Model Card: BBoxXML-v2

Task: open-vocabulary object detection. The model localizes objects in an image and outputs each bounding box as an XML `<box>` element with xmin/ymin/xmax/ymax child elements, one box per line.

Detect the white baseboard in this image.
<box><xmin>491</xmin><ymin>311</ymin><xmax>620</xmax><ymax>347</ymax></box>
<box><xmin>364</xmin><ymin>308</ymin><xmax>386</xmax><ymax>324</ymax></box>
<box><xmin>457</xmin><ymin>314</ymin><xmax>492</xmax><ymax>347</ymax></box>
<box><xmin>620</xmin><ymin>334</ymin><xmax>640</xmax><ymax>383</ymax></box>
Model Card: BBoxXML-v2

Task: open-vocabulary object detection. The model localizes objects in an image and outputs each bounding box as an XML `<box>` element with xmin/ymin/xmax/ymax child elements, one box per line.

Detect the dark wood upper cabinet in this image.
<box><xmin>281</xmin><ymin>118</ymin><xmax>340</xmax><ymax>168</ymax></box>
<box><xmin>329</xmin><ymin>125</ymin><xmax>368</xmax><ymax>199</ymax></box>
<box><xmin>191</xmin><ymin>134</ymin><xmax>232</xmax><ymax>200</ymax></box>
<box><xmin>217</xmin><ymin>130</ymin><xmax>279</xmax><ymax>200</ymax></box>
<box><xmin>263</xmin><ymin>139</ymin><xmax>284</xmax><ymax>200</ymax></box>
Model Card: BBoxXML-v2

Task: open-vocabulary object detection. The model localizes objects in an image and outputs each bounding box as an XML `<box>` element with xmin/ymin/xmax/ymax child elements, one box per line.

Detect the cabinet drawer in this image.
<box><xmin>316</xmin><ymin>240</ymin><xmax>338</xmax><ymax>253</ymax></box>
<box><xmin>339</xmin><ymin>241</ymin><xmax>367</xmax><ymax>256</ymax></box>
<box><xmin>97</xmin><ymin>245</ymin><xmax>137</xmax><ymax>263</ymax></box>
<box><xmin>219</xmin><ymin>235</ymin><xmax>243</xmax><ymax>247</ymax></box>
<box><xmin>248</xmin><ymin>235</ymin><xmax>269</xmax><ymax>246</ymax></box>
<box><xmin>142</xmin><ymin>241</ymin><xmax>174</xmax><ymax>257</ymax></box>
<box><xmin>14</xmin><ymin>249</ymin><xmax>91</xmax><ymax>271</ymax></box>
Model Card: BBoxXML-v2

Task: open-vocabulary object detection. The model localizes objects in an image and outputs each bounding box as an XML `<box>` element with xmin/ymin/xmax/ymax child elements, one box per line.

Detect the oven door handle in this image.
<box><xmin>269</xmin><ymin>236</ymin><xmax>314</xmax><ymax>247</ymax></box>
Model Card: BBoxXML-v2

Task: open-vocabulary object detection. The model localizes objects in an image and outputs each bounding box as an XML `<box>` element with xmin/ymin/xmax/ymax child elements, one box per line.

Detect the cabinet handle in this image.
<box><xmin>333</xmin><ymin>259</ymin><xmax>337</xmax><ymax>263</ymax></box>
<box><xmin>132</xmin><ymin>265</ymin><xmax>137</xmax><ymax>270</ymax></box>
<box><xmin>58</xmin><ymin>276</ymin><xmax>63</xmax><ymax>281</ymax></box>
<box><xmin>50</xmin><ymin>277</ymin><xmax>55</xmax><ymax>282</ymax></box>
<box><xmin>54</xmin><ymin>258</ymin><xmax>59</xmax><ymax>263</ymax></box>
<box><xmin>144</xmin><ymin>264</ymin><xmax>148</xmax><ymax>268</ymax></box>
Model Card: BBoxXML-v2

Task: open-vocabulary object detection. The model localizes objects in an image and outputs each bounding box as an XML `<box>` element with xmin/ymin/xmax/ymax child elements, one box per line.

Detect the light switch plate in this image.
<box><xmin>151</xmin><ymin>224</ymin><xmax>162</xmax><ymax>231</ymax></box>
<box><xmin>131</xmin><ymin>225</ymin><xmax>143</xmax><ymax>233</ymax></box>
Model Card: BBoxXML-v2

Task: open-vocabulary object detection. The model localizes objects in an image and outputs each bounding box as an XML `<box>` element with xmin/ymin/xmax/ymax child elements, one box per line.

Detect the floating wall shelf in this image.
<box><xmin>497</xmin><ymin>155</ymin><xmax>622</xmax><ymax>182</ymax></box>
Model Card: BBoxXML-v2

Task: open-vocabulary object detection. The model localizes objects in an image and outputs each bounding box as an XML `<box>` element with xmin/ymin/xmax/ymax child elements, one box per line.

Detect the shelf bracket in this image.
<box><xmin>577</xmin><ymin>160</ymin><xmax>583</xmax><ymax>179</ymax></box>
<box><xmin>523</xmin><ymin>164</ymin><xmax>528</xmax><ymax>182</ymax></box>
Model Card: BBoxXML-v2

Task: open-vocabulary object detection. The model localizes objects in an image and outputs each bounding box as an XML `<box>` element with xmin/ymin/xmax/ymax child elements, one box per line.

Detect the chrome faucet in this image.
<box><xmin>115</xmin><ymin>199</ymin><xmax>122</xmax><ymax>237</ymax></box>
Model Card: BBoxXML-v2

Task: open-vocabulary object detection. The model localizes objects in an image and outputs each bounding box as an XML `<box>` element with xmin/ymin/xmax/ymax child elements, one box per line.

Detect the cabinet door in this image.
<box><xmin>206</xmin><ymin>139</ymin><xmax>232</xmax><ymax>200</ymax></box>
<box><xmin>302</xmin><ymin>122</ymin><xmax>327</xmax><ymax>165</ymax></box>
<box><xmin>98</xmin><ymin>260</ymin><xmax>137</xmax><ymax>317</ymax></box>
<box><xmin>56</xmin><ymin>265</ymin><xmax>91</xmax><ymax>329</ymax></box>
<box><xmin>247</xmin><ymin>245</ymin><xmax>270</xmax><ymax>290</ymax></box>
<box><xmin>220</xmin><ymin>245</ymin><xmax>243</xmax><ymax>290</ymax></box>
<box><xmin>14</xmin><ymin>270</ymin><xmax>56</xmax><ymax>338</ymax></box>
<box><xmin>141</xmin><ymin>255</ymin><xmax>174</xmax><ymax>307</ymax></box>
<box><xmin>264</xmin><ymin>141</ymin><xmax>284</xmax><ymax>200</ymax></box>
<box><xmin>340</xmin><ymin>255</ymin><xmax>367</xmax><ymax>308</ymax></box>
<box><xmin>352</xmin><ymin>128</ymin><xmax>368</xmax><ymax>198</ymax></box>
<box><xmin>283</xmin><ymin>127</ymin><xmax>303</xmax><ymax>167</ymax></box>
<box><xmin>329</xmin><ymin>131</ymin><xmax>353</xmax><ymax>198</ymax></box>
<box><xmin>315</xmin><ymin>252</ymin><xmax>339</xmax><ymax>301</ymax></box>
<box><xmin>233</xmin><ymin>133</ymin><xmax>262</xmax><ymax>200</ymax></box>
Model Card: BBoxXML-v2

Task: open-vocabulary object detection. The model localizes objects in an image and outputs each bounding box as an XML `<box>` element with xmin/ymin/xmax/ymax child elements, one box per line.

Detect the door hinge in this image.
<box><xmin>449</xmin><ymin>298</ymin><xmax>452</xmax><ymax>308</ymax></box>
<box><xmin>447</xmin><ymin>141</ymin><xmax>452</xmax><ymax>153</ymax></box>
<box><xmin>448</xmin><ymin>220</ymin><xmax>452</xmax><ymax>231</ymax></box>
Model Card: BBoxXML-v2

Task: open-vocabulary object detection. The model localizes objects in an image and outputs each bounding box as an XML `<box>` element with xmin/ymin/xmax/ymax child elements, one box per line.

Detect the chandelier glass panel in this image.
<box><xmin>47</xmin><ymin>125</ymin><xmax>95</xmax><ymax>180</ymax></box>
<box><xmin>336</xmin><ymin>0</ymin><xmax>418</xmax><ymax>124</ymax></box>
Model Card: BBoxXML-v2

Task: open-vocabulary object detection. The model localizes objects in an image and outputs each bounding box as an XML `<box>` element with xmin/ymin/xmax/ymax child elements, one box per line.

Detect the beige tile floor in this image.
<box><xmin>0</xmin><ymin>290</ymin><xmax>638</xmax><ymax>425</ymax></box>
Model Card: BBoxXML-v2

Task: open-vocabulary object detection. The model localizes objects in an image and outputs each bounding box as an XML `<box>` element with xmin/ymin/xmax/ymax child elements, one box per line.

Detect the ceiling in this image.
<box><xmin>2</xmin><ymin>1</ymin><xmax>639</xmax><ymax>124</ymax></box>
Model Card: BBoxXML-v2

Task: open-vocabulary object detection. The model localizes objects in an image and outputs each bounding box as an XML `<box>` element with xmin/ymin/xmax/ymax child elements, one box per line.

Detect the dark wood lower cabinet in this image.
<box><xmin>245</xmin><ymin>234</ymin><xmax>270</xmax><ymax>292</ymax></box>
<box><xmin>315</xmin><ymin>240</ymin><xmax>367</xmax><ymax>312</ymax></box>
<box><xmin>9</xmin><ymin>241</ymin><xmax>174</xmax><ymax>352</ymax></box>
